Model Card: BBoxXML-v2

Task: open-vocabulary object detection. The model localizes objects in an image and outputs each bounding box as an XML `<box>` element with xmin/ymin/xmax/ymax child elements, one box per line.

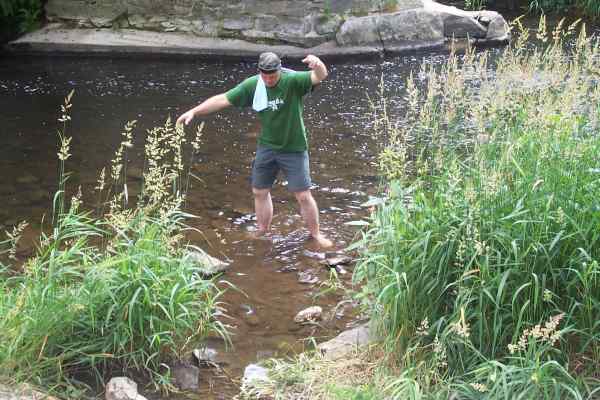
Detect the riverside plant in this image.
<box><xmin>0</xmin><ymin>94</ymin><xmax>228</xmax><ymax>397</ymax></box>
<box><xmin>352</xmin><ymin>18</ymin><xmax>600</xmax><ymax>398</ymax></box>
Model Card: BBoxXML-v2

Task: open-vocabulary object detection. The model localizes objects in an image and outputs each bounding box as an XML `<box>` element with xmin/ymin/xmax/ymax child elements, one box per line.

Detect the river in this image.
<box><xmin>0</xmin><ymin>39</ymin><xmax>521</xmax><ymax>398</ymax></box>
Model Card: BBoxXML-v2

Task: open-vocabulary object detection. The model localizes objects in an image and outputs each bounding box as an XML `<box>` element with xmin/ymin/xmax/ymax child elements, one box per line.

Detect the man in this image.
<box><xmin>177</xmin><ymin>52</ymin><xmax>333</xmax><ymax>248</ymax></box>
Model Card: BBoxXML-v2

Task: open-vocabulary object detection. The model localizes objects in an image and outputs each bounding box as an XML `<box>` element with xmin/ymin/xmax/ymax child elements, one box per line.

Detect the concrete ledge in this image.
<box><xmin>4</xmin><ymin>24</ymin><xmax>460</xmax><ymax>61</ymax></box>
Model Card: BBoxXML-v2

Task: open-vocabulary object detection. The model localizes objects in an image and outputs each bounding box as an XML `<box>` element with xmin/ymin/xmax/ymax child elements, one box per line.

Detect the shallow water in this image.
<box><xmin>0</xmin><ymin>47</ymin><xmax>499</xmax><ymax>398</ymax></box>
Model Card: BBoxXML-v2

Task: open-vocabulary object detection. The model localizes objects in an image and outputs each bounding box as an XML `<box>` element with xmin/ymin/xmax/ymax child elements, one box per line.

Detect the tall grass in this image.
<box><xmin>354</xmin><ymin>19</ymin><xmax>600</xmax><ymax>398</ymax></box>
<box><xmin>0</xmin><ymin>94</ymin><xmax>227</xmax><ymax>397</ymax></box>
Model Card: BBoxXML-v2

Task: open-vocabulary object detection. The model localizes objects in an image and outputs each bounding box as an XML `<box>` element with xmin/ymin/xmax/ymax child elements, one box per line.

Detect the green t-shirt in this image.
<box><xmin>225</xmin><ymin>71</ymin><xmax>313</xmax><ymax>152</ymax></box>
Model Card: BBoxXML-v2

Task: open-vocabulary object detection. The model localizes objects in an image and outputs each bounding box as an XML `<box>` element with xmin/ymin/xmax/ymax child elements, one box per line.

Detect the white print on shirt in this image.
<box><xmin>268</xmin><ymin>98</ymin><xmax>284</xmax><ymax>111</ymax></box>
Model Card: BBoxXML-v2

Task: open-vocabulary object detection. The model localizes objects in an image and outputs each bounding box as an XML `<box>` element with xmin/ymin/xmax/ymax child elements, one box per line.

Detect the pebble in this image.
<box><xmin>294</xmin><ymin>306</ymin><xmax>323</xmax><ymax>323</ymax></box>
<box><xmin>298</xmin><ymin>270</ymin><xmax>319</xmax><ymax>284</ymax></box>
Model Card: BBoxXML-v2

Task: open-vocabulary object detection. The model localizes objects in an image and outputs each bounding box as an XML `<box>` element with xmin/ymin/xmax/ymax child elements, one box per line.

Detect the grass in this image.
<box><xmin>351</xmin><ymin>17</ymin><xmax>600</xmax><ymax>399</ymax></box>
<box><xmin>0</xmin><ymin>93</ymin><xmax>228</xmax><ymax>398</ymax></box>
<box><xmin>243</xmin><ymin>17</ymin><xmax>600</xmax><ymax>400</ymax></box>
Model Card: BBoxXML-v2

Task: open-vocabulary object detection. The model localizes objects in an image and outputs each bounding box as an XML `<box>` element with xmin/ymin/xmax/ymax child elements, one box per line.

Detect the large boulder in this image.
<box><xmin>423</xmin><ymin>1</ymin><xmax>509</xmax><ymax>41</ymax></box>
<box><xmin>336</xmin><ymin>0</ymin><xmax>509</xmax><ymax>49</ymax></box>
<box><xmin>336</xmin><ymin>9</ymin><xmax>444</xmax><ymax>50</ymax></box>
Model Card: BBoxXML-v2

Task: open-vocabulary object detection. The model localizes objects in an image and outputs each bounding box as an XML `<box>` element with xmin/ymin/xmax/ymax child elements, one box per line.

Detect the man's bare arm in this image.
<box><xmin>177</xmin><ymin>93</ymin><xmax>232</xmax><ymax>125</ymax></box>
<box><xmin>302</xmin><ymin>54</ymin><xmax>328</xmax><ymax>85</ymax></box>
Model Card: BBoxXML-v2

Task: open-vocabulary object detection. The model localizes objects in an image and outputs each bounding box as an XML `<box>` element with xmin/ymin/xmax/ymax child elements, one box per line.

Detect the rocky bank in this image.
<box><xmin>6</xmin><ymin>0</ymin><xmax>510</xmax><ymax>58</ymax></box>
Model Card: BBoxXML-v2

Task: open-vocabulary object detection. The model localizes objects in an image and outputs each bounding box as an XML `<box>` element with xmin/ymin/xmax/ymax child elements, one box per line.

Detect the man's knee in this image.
<box><xmin>253</xmin><ymin>187</ymin><xmax>271</xmax><ymax>199</ymax></box>
<box><xmin>294</xmin><ymin>190</ymin><xmax>313</xmax><ymax>204</ymax></box>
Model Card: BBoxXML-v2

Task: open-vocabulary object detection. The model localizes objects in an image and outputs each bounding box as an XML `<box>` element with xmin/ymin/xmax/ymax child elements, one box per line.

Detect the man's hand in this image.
<box><xmin>302</xmin><ymin>54</ymin><xmax>321</xmax><ymax>69</ymax></box>
<box><xmin>302</xmin><ymin>54</ymin><xmax>328</xmax><ymax>85</ymax></box>
<box><xmin>177</xmin><ymin>110</ymin><xmax>195</xmax><ymax>126</ymax></box>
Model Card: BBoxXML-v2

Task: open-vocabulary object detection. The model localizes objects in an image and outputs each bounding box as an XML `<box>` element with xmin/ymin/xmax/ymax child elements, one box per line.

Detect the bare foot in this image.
<box><xmin>247</xmin><ymin>229</ymin><xmax>272</xmax><ymax>240</ymax></box>
<box><xmin>312</xmin><ymin>234</ymin><xmax>334</xmax><ymax>249</ymax></box>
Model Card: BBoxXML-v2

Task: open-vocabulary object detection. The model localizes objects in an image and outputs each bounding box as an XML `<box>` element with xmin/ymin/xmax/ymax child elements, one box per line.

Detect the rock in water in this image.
<box><xmin>320</xmin><ymin>254</ymin><xmax>353</xmax><ymax>267</ymax></box>
<box><xmin>184</xmin><ymin>248</ymin><xmax>230</xmax><ymax>276</ymax></box>
<box><xmin>172</xmin><ymin>363</ymin><xmax>200</xmax><ymax>391</ymax></box>
<box><xmin>317</xmin><ymin>323</ymin><xmax>374</xmax><ymax>360</ymax></box>
<box><xmin>294</xmin><ymin>306</ymin><xmax>323</xmax><ymax>323</ymax></box>
<box><xmin>193</xmin><ymin>347</ymin><xmax>219</xmax><ymax>364</ymax></box>
<box><xmin>105</xmin><ymin>377</ymin><xmax>148</xmax><ymax>400</ymax></box>
<box><xmin>243</xmin><ymin>364</ymin><xmax>270</xmax><ymax>385</ymax></box>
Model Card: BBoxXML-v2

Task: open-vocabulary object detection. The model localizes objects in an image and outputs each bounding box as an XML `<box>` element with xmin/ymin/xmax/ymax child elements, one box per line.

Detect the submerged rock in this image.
<box><xmin>172</xmin><ymin>363</ymin><xmax>200</xmax><ymax>391</ymax></box>
<box><xmin>294</xmin><ymin>306</ymin><xmax>323</xmax><ymax>323</ymax></box>
<box><xmin>184</xmin><ymin>248</ymin><xmax>230</xmax><ymax>276</ymax></box>
<box><xmin>16</xmin><ymin>173</ymin><xmax>39</xmax><ymax>185</ymax></box>
<box><xmin>243</xmin><ymin>363</ymin><xmax>270</xmax><ymax>385</ymax></box>
<box><xmin>105</xmin><ymin>377</ymin><xmax>148</xmax><ymax>400</ymax></box>
<box><xmin>298</xmin><ymin>270</ymin><xmax>319</xmax><ymax>284</ymax></box>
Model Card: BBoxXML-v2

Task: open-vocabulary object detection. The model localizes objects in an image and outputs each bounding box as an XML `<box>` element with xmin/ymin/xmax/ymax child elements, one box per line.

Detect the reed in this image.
<box><xmin>0</xmin><ymin>96</ymin><xmax>228</xmax><ymax>397</ymax></box>
<box><xmin>353</xmin><ymin>19</ymin><xmax>600</xmax><ymax>398</ymax></box>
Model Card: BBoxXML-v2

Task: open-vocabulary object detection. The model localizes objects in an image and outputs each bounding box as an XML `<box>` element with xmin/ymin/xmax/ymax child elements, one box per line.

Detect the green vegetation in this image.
<box><xmin>0</xmin><ymin>0</ymin><xmax>43</xmax><ymax>38</ymax></box>
<box><xmin>464</xmin><ymin>0</ymin><xmax>487</xmax><ymax>11</ymax></box>
<box><xmin>526</xmin><ymin>0</ymin><xmax>600</xmax><ymax>18</ymax></box>
<box><xmin>354</xmin><ymin>18</ymin><xmax>600</xmax><ymax>398</ymax></box>
<box><xmin>244</xmin><ymin>18</ymin><xmax>600</xmax><ymax>400</ymax></box>
<box><xmin>0</xmin><ymin>93</ymin><xmax>228</xmax><ymax>397</ymax></box>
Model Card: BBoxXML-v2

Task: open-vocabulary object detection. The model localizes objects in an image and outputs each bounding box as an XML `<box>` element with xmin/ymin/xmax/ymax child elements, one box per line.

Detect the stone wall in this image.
<box><xmin>46</xmin><ymin>0</ymin><xmax>381</xmax><ymax>47</ymax></box>
<box><xmin>44</xmin><ymin>0</ymin><xmax>510</xmax><ymax>49</ymax></box>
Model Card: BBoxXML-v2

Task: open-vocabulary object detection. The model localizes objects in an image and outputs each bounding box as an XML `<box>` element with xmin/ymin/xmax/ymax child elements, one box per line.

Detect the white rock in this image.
<box><xmin>294</xmin><ymin>306</ymin><xmax>323</xmax><ymax>323</ymax></box>
<box><xmin>193</xmin><ymin>347</ymin><xmax>218</xmax><ymax>363</ymax></box>
<box><xmin>105</xmin><ymin>377</ymin><xmax>148</xmax><ymax>400</ymax></box>
<box><xmin>318</xmin><ymin>323</ymin><xmax>374</xmax><ymax>360</ymax></box>
<box><xmin>243</xmin><ymin>364</ymin><xmax>270</xmax><ymax>385</ymax></box>
<box><xmin>184</xmin><ymin>248</ymin><xmax>230</xmax><ymax>276</ymax></box>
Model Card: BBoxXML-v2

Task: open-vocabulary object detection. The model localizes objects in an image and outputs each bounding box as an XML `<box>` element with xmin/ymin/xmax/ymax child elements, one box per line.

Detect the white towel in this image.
<box><xmin>252</xmin><ymin>68</ymin><xmax>295</xmax><ymax>112</ymax></box>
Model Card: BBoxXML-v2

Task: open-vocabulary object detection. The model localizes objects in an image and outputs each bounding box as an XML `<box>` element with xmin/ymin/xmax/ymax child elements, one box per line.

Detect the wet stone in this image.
<box><xmin>242</xmin><ymin>364</ymin><xmax>270</xmax><ymax>385</ymax></box>
<box><xmin>298</xmin><ymin>270</ymin><xmax>319</xmax><ymax>284</ymax></box>
<box><xmin>16</xmin><ymin>173</ymin><xmax>39</xmax><ymax>184</ymax></box>
<box><xmin>183</xmin><ymin>249</ymin><xmax>230</xmax><ymax>276</ymax></box>
<box><xmin>294</xmin><ymin>306</ymin><xmax>323</xmax><ymax>323</ymax></box>
<box><xmin>256</xmin><ymin>349</ymin><xmax>276</xmax><ymax>361</ymax></box>
<box><xmin>302</xmin><ymin>249</ymin><xmax>325</xmax><ymax>260</ymax></box>
<box><xmin>321</xmin><ymin>254</ymin><xmax>353</xmax><ymax>267</ymax></box>
<box><xmin>193</xmin><ymin>347</ymin><xmax>218</xmax><ymax>364</ymax></box>
<box><xmin>244</xmin><ymin>313</ymin><xmax>261</xmax><ymax>326</ymax></box>
<box><xmin>277</xmin><ymin>265</ymin><xmax>298</xmax><ymax>272</ymax></box>
<box><xmin>105</xmin><ymin>377</ymin><xmax>148</xmax><ymax>400</ymax></box>
<box><xmin>172</xmin><ymin>362</ymin><xmax>200</xmax><ymax>391</ymax></box>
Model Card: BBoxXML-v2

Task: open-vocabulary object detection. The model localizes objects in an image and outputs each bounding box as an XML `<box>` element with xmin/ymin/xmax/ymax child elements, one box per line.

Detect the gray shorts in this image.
<box><xmin>251</xmin><ymin>145</ymin><xmax>311</xmax><ymax>192</ymax></box>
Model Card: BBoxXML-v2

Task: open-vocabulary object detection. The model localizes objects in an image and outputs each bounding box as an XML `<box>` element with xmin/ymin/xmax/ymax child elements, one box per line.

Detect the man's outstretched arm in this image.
<box><xmin>302</xmin><ymin>54</ymin><xmax>328</xmax><ymax>85</ymax></box>
<box><xmin>177</xmin><ymin>93</ymin><xmax>232</xmax><ymax>125</ymax></box>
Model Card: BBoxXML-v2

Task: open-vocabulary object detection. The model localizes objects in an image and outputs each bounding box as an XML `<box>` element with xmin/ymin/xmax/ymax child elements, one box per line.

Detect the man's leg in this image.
<box><xmin>253</xmin><ymin>187</ymin><xmax>273</xmax><ymax>236</ymax></box>
<box><xmin>294</xmin><ymin>190</ymin><xmax>333</xmax><ymax>248</ymax></box>
<box><xmin>251</xmin><ymin>146</ymin><xmax>277</xmax><ymax>237</ymax></box>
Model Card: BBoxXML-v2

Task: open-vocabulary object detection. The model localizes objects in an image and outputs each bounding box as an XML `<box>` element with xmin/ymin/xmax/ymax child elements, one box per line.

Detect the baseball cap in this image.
<box><xmin>258</xmin><ymin>52</ymin><xmax>281</xmax><ymax>72</ymax></box>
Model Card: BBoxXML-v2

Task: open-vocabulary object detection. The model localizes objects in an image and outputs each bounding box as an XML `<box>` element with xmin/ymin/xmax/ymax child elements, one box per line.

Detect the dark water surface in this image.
<box><xmin>0</xmin><ymin>49</ymin><xmax>496</xmax><ymax>398</ymax></box>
